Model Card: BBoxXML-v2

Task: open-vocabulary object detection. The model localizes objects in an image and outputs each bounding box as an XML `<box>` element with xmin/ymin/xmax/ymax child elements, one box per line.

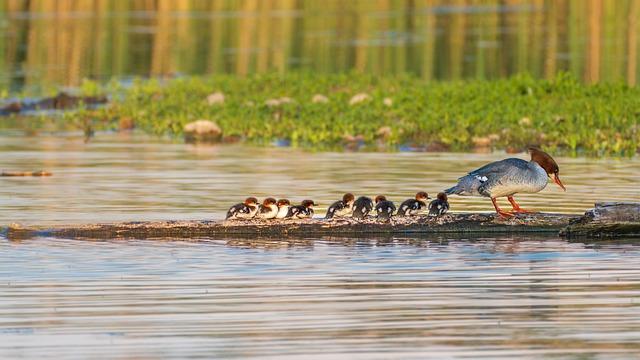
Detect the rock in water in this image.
<box><xmin>206</xmin><ymin>92</ymin><xmax>225</xmax><ymax>105</ymax></box>
<box><xmin>312</xmin><ymin>94</ymin><xmax>329</xmax><ymax>104</ymax></box>
<box><xmin>349</xmin><ymin>93</ymin><xmax>371</xmax><ymax>106</ymax></box>
<box><xmin>183</xmin><ymin>120</ymin><xmax>223</xmax><ymax>143</ymax></box>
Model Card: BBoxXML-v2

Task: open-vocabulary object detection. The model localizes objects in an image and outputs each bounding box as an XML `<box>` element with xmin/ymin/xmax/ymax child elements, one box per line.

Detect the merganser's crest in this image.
<box><xmin>529</xmin><ymin>147</ymin><xmax>566</xmax><ymax>191</ymax></box>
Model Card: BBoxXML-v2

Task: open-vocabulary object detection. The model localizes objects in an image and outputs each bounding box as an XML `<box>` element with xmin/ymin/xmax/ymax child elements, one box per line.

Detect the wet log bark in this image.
<box><xmin>5</xmin><ymin>212</ymin><xmax>580</xmax><ymax>240</ymax></box>
<box><xmin>0</xmin><ymin>92</ymin><xmax>107</xmax><ymax>115</ymax></box>
<box><xmin>5</xmin><ymin>204</ymin><xmax>637</xmax><ymax>241</ymax></box>
<box><xmin>560</xmin><ymin>202</ymin><xmax>640</xmax><ymax>239</ymax></box>
<box><xmin>1</xmin><ymin>171</ymin><xmax>52</xmax><ymax>177</ymax></box>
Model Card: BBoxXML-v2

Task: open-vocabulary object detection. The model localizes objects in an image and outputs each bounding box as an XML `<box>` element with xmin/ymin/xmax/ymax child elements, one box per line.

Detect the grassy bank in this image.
<box><xmin>47</xmin><ymin>73</ymin><xmax>640</xmax><ymax>156</ymax></box>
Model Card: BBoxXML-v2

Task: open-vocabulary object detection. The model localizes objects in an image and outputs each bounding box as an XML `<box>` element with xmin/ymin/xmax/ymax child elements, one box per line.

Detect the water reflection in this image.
<box><xmin>1</xmin><ymin>0</ymin><xmax>638</xmax><ymax>91</ymax></box>
<box><xmin>1</xmin><ymin>235</ymin><xmax>639</xmax><ymax>358</ymax></box>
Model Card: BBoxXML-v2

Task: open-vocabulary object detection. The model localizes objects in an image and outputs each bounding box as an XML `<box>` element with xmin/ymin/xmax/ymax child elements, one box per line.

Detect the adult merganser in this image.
<box><xmin>445</xmin><ymin>147</ymin><xmax>566</xmax><ymax>217</ymax></box>
<box><xmin>428</xmin><ymin>192</ymin><xmax>449</xmax><ymax>216</ymax></box>
<box><xmin>374</xmin><ymin>195</ymin><xmax>396</xmax><ymax>221</ymax></box>
<box><xmin>286</xmin><ymin>200</ymin><xmax>316</xmax><ymax>219</ymax></box>
<box><xmin>257</xmin><ymin>197</ymin><xmax>279</xmax><ymax>219</ymax></box>
<box><xmin>275</xmin><ymin>199</ymin><xmax>291</xmax><ymax>219</ymax></box>
<box><xmin>325</xmin><ymin>193</ymin><xmax>356</xmax><ymax>219</ymax></box>
<box><xmin>352</xmin><ymin>196</ymin><xmax>374</xmax><ymax>219</ymax></box>
<box><xmin>226</xmin><ymin>197</ymin><xmax>259</xmax><ymax>219</ymax></box>
<box><xmin>397</xmin><ymin>191</ymin><xmax>430</xmax><ymax>216</ymax></box>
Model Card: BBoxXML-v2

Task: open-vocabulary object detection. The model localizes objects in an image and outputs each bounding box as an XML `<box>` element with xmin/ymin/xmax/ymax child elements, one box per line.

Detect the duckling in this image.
<box><xmin>226</xmin><ymin>197</ymin><xmax>259</xmax><ymax>220</ymax></box>
<box><xmin>375</xmin><ymin>195</ymin><xmax>396</xmax><ymax>221</ymax></box>
<box><xmin>275</xmin><ymin>199</ymin><xmax>291</xmax><ymax>219</ymax></box>
<box><xmin>325</xmin><ymin>193</ymin><xmax>356</xmax><ymax>219</ymax></box>
<box><xmin>429</xmin><ymin>192</ymin><xmax>450</xmax><ymax>216</ymax></box>
<box><xmin>286</xmin><ymin>199</ymin><xmax>316</xmax><ymax>219</ymax></box>
<box><xmin>352</xmin><ymin>196</ymin><xmax>374</xmax><ymax>219</ymax></box>
<box><xmin>397</xmin><ymin>191</ymin><xmax>430</xmax><ymax>216</ymax></box>
<box><xmin>257</xmin><ymin>197</ymin><xmax>278</xmax><ymax>219</ymax></box>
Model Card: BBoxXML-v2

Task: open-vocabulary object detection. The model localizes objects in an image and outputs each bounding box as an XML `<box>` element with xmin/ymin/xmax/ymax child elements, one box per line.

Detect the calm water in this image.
<box><xmin>1</xmin><ymin>133</ymin><xmax>640</xmax><ymax>359</ymax></box>
<box><xmin>1</xmin><ymin>236</ymin><xmax>640</xmax><ymax>359</ymax></box>
<box><xmin>1</xmin><ymin>133</ymin><xmax>639</xmax><ymax>225</ymax></box>
<box><xmin>1</xmin><ymin>0</ymin><xmax>639</xmax><ymax>91</ymax></box>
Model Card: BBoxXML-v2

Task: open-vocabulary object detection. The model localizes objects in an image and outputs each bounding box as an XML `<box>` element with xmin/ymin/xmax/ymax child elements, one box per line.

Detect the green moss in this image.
<box><xmin>46</xmin><ymin>73</ymin><xmax>640</xmax><ymax>156</ymax></box>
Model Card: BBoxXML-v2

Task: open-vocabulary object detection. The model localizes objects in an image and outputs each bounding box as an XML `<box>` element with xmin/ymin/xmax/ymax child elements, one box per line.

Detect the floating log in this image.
<box><xmin>4</xmin><ymin>204</ymin><xmax>637</xmax><ymax>241</ymax></box>
<box><xmin>5</xmin><ymin>212</ymin><xmax>580</xmax><ymax>241</ymax></box>
<box><xmin>0</xmin><ymin>92</ymin><xmax>107</xmax><ymax>115</ymax></box>
<box><xmin>1</xmin><ymin>170</ymin><xmax>52</xmax><ymax>177</ymax></box>
<box><xmin>560</xmin><ymin>202</ymin><xmax>640</xmax><ymax>239</ymax></box>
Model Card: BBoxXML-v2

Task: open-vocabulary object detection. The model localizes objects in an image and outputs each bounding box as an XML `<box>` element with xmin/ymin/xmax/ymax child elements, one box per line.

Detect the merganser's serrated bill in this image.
<box><xmin>444</xmin><ymin>147</ymin><xmax>565</xmax><ymax>217</ymax></box>
<box><xmin>428</xmin><ymin>192</ymin><xmax>449</xmax><ymax>216</ymax></box>
<box><xmin>325</xmin><ymin>193</ymin><xmax>355</xmax><ymax>219</ymax></box>
<box><xmin>352</xmin><ymin>196</ymin><xmax>373</xmax><ymax>219</ymax></box>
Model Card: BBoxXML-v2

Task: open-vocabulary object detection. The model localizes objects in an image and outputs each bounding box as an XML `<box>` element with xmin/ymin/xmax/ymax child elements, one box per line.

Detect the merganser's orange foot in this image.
<box><xmin>506</xmin><ymin>197</ymin><xmax>535</xmax><ymax>214</ymax></box>
<box><xmin>496</xmin><ymin>210</ymin><xmax>515</xmax><ymax>218</ymax></box>
<box><xmin>510</xmin><ymin>208</ymin><xmax>536</xmax><ymax>214</ymax></box>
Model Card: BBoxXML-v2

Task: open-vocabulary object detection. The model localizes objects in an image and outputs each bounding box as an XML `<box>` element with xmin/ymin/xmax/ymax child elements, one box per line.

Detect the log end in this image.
<box><xmin>560</xmin><ymin>202</ymin><xmax>640</xmax><ymax>239</ymax></box>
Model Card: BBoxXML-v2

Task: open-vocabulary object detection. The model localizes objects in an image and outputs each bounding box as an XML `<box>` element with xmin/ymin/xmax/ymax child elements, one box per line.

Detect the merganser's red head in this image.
<box><xmin>437</xmin><ymin>192</ymin><xmax>448</xmax><ymax>202</ymax></box>
<box><xmin>342</xmin><ymin>193</ymin><xmax>355</xmax><ymax>205</ymax></box>
<box><xmin>277</xmin><ymin>199</ymin><xmax>291</xmax><ymax>208</ymax></box>
<box><xmin>244</xmin><ymin>197</ymin><xmax>259</xmax><ymax>206</ymax></box>
<box><xmin>262</xmin><ymin>198</ymin><xmax>277</xmax><ymax>206</ymax></box>
<box><xmin>528</xmin><ymin>147</ymin><xmax>566</xmax><ymax>191</ymax></box>
<box><xmin>415</xmin><ymin>191</ymin><xmax>429</xmax><ymax>201</ymax></box>
<box><xmin>301</xmin><ymin>200</ymin><xmax>316</xmax><ymax>208</ymax></box>
<box><xmin>375</xmin><ymin>195</ymin><xmax>387</xmax><ymax>203</ymax></box>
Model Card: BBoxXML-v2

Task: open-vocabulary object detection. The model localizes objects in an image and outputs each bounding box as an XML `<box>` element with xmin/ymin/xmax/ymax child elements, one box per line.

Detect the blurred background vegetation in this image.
<box><xmin>0</xmin><ymin>0</ymin><xmax>638</xmax><ymax>156</ymax></box>
<box><xmin>0</xmin><ymin>0</ymin><xmax>638</xmax><ymax>91</ymax></box>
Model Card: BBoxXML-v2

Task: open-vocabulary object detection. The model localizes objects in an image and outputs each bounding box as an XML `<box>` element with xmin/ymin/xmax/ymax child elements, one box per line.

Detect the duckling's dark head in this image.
<box><xmin>375</xmin><ymin>195</ymin><xmax>387</xmax><ymax>203</ymax></box>
<box><xmin>437</xmin><ymin>192</ymin><xmax>448</xmax><ymax>201</ymax></box>
<box><xmin>301</xmin><ymin>199</ymin><xmax>316</xmax><ymax>208</ymax></box>
<box><xmin>263</xmin><ymin>197</ymin><xmax>277</xmax><ymax>206</ymax></box>
<box><xmin>343</xmin><ymin>193</ymin><xmax>355</xmax><ymax>204</ymax></box>
<box><xmin>415</xmin><ymin>191</ymin><xmax>429</xmax><ymax>201</ymax></box>
<box><xmin>277</xmin><ymin>199</ymin><xmax>291</xmax><ymax>207</ymax></box>
<box><xmin>245</xmin><ymin>197</ymin><xmax>259</xmax><ymax>206</ymax></box>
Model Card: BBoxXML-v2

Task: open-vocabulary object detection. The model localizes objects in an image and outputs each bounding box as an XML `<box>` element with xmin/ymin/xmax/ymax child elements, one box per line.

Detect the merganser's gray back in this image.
<box><xmin>445</xmin><ymin>158</ymin><xmax>548</xmax><ymax>198</ymax></box>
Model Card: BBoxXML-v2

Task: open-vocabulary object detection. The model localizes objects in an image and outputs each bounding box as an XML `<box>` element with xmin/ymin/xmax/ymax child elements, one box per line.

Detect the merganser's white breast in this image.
<box><xmin>484</xmin><ymin>161</ymin><xmax>548</xmax><ymax>198</ymax></box>
<box><xmin>446</xmin><ymin>158</ymin><xmax>549</xmax><ymax>198</ymax></box>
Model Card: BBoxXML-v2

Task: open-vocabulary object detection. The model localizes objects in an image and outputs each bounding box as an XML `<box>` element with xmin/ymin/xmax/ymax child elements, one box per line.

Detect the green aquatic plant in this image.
<box><xmin>5</xmin><ymin>72</ymin><xmax>640</xmax><ymax>156</ymax></box>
